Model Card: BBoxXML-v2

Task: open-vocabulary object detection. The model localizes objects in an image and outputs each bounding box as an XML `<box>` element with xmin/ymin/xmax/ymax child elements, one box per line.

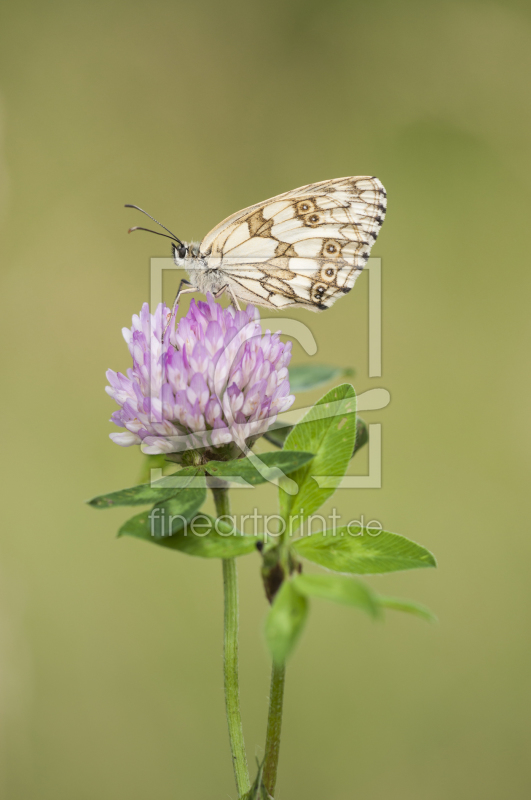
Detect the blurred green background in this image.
<box><xmin>1</xmin><ymin>0</ymin><xmax>530</xmax><ymax>797</ymax></box>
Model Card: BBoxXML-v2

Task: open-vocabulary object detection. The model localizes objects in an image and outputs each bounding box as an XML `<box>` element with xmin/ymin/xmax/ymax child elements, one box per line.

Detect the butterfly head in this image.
<box><xmin>172</xmin><ymin>241</ymin><xmax>201</xmax><ymax>266</ymax></box>
<box><xmin>173</xmin><ymin>242</ymin><xmax>188</xmax><ymax>260</ymax></box>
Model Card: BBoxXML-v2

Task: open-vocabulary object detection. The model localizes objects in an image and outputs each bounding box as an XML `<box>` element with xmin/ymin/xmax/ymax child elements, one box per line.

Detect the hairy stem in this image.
<box><xmin>213</xmin><ymin>487</ymin><xmax>250</xmax><ymax>798</ymax></box>
<box><xmin>263</xmin><ymin>661</ymin><xmax>286</xmax><ymax>797</ymax></box>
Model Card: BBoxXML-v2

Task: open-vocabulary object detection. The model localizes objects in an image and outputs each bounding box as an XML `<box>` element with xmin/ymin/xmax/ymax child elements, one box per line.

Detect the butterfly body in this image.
<box><xmin>172</xmin><ymin>242</ymin><xmax>225</xmax><ymax>295</ymax></box>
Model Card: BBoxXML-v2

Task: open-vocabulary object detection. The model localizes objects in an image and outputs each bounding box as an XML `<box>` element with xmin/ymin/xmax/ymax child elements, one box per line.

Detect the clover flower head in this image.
<box><xmin>106</xmin><ymin>295</ymin><xmax>295</xmax><ymax>462</ymax></box>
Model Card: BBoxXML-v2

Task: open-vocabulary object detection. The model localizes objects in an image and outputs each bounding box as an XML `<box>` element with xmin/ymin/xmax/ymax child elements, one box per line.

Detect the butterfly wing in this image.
<box><xmin>200</xmin><ymin>176</ymin><xmax>386</xmax><ymax>310</ymax></box>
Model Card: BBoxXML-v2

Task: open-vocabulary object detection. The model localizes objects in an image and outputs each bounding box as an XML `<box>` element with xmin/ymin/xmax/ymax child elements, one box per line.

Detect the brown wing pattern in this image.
<box><xmin>200</xmin><ymin>176</ymin><xmax>386</xmax><ymax>310</ymax></box>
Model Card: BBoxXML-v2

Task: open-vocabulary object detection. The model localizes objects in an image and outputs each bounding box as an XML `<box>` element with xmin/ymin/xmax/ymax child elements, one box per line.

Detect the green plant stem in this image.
<box><xmin>212</xmin><ymin>487</ymin><xmax>250</xmax><ymax>798</ymax></box>
<box><xmin>263</xmin><ymin>661</ymin><xmax>286</xmax><ymax>797</ymax></box>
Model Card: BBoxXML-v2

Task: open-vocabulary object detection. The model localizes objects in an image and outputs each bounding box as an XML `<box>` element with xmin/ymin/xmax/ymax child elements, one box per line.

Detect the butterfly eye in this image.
<box><xmin>177</xmin><ymin>245</ymin><xmax>187</xmax><ymax>259</ymax></box>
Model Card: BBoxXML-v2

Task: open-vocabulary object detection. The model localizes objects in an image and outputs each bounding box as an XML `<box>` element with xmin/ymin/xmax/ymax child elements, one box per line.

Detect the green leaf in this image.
<box><xmin>264</xmin><ymin>417</ymin><xmax>368</xmax><ymax>459</ymax></box>
<box><xmin>289</xmin><ymin>364</ymin><xmax>354</xmax><ymax>392</ymax></box>
<box><xmin>87</xmin><ymin>466</ymin><xmax>200</xmax><ymax>508</ymax></box>
<box><xmin>118</xmin><ymin>486</ymin><xmax>206</xmax><ymax>540</ymax></box>
<box><xmin>353</xmin><ymin>417</ymin><xmax>368</xmax><ymax>455</ymax></box>
<box><xmin>292</xmin><ymin>527</ymin><xmax>437</xmax><ymax>574</ymax></box>
<box><xmin>265</xmin><ymin>580</ymin><xmax>308</xmax><ymax>665</ymax></box>
<box><xmin>293</xmin><ymin>573</ymin><xmax>380</xmax><ymax>618</ymax></box>
<box><xmin>148</xmin><ymin>515</ymin><xmax>259</xmax><ymax>558</ymax></box>
<box><xmin>279</xmin><ymin>384</ymin><xmax>357</xmax><ymax>532</ymax></box>
<box><xmin>205</xmin><ymin>450</ymin><xmax>314</xmax><ymax>485</ymax></box>
<box><xmin>378</xmin><ymin>596</ymin><xmax>438</xmax><ymax>623</ymax></box>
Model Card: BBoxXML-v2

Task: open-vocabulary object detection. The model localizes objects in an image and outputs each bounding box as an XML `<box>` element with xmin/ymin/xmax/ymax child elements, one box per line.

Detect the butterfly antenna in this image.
<box><xmin>124</xmin><ymin>204</ymin><xmax>184</xmax><ymax>246</ymax></box>
<box><xmin>127</xmin><ymin>225</ymin><xmax>183</xmax><ymax>243</ymax></box>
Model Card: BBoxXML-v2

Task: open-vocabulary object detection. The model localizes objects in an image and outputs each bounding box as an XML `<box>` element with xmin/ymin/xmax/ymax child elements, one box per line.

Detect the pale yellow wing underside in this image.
<box><xmin>200</xmin><ymin>176</ymin><xmax>386</xmax><ymax>311</ymax></box>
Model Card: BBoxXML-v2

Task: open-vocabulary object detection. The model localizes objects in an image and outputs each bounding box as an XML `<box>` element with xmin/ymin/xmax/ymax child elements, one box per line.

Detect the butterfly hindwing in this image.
<box><xmin>200</xmin><ymin>176</ymin><xmax>386</xmax><ymax>311</ymax></box>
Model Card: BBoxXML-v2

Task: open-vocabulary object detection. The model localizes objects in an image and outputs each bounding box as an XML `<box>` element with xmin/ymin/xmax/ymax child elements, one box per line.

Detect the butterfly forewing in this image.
<box><xmin>200</xmin><ymin>176</ymin><xmax>386</xmax><ymax>311</ymax></box>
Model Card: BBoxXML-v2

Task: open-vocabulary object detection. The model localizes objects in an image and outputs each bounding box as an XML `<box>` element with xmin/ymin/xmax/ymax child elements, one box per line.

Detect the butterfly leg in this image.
<box><xmin>214</xmin><ymin>284</ymin><xmax>241</xmax><ymax>311</ymax></box>
<box><xmin>162</xmin><ymin>279</ymin><xmax>199</xmax><ymax>340</ymax></box>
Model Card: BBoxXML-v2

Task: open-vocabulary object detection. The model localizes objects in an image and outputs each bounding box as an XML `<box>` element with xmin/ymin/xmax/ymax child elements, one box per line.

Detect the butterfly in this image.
<box><xmin>126</xmin><ymin>176</ymin><xmax>386</xmax><ymax>314</ymax></box>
